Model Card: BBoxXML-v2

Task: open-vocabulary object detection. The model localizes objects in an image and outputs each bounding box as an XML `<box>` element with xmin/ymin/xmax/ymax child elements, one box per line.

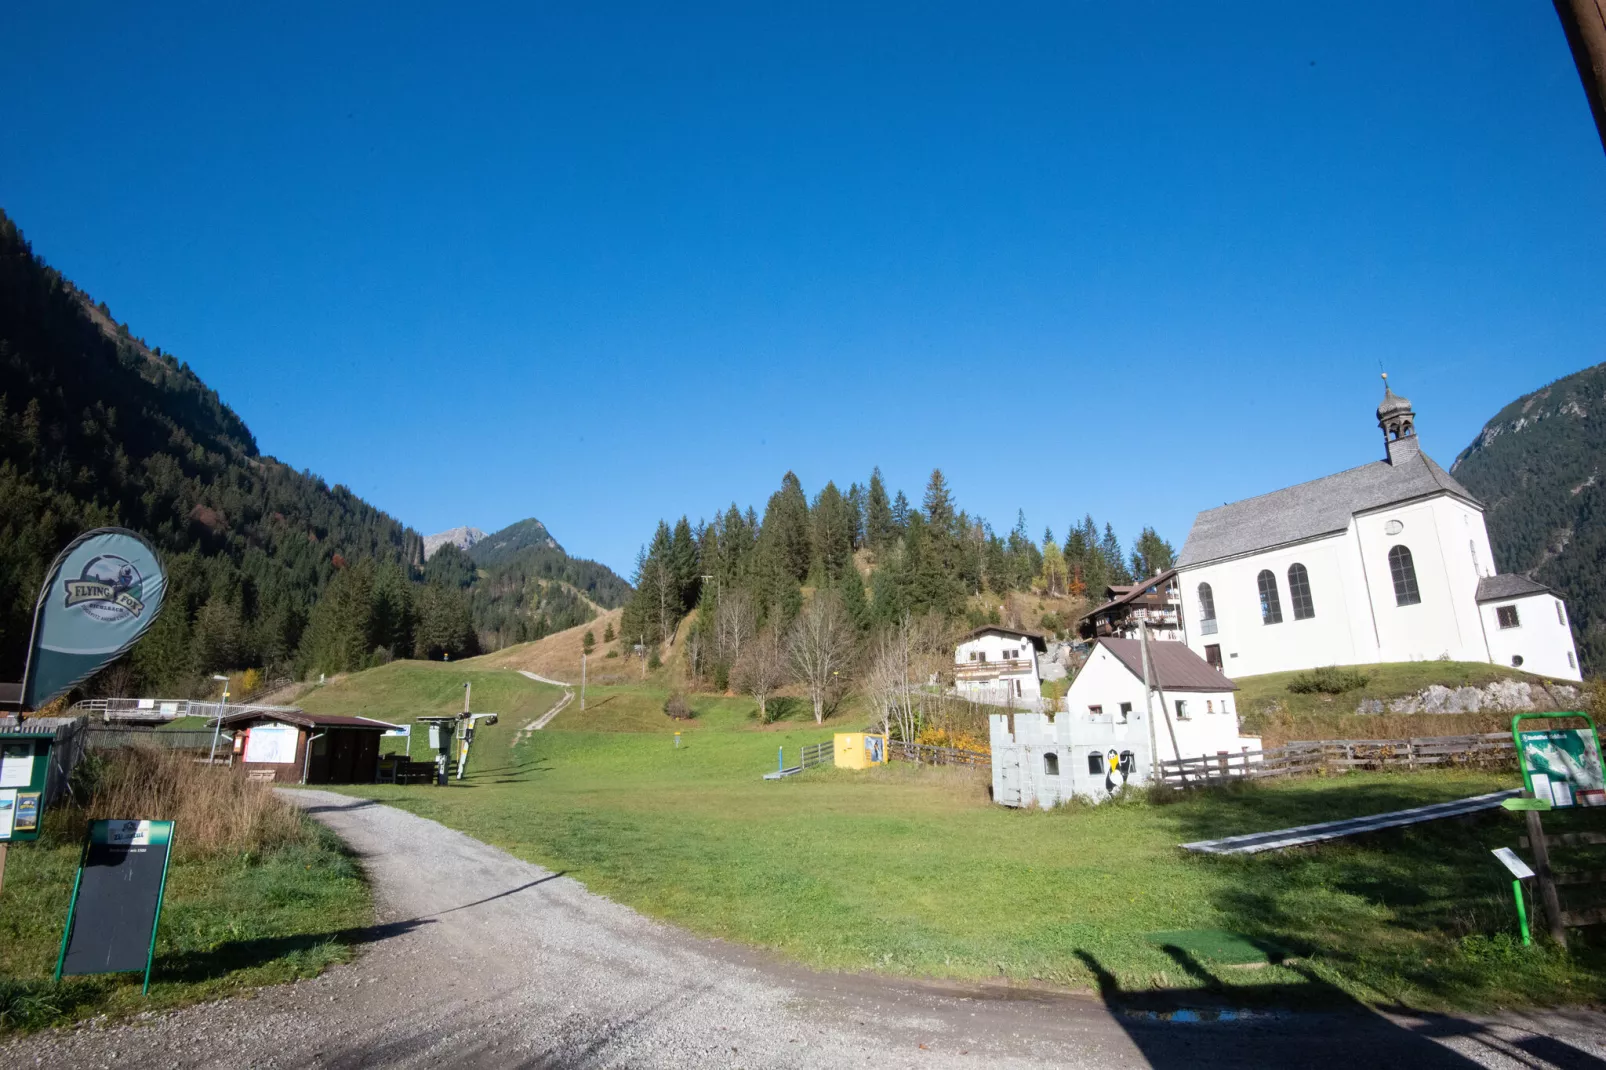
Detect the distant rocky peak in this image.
<box><xmin>423</xmin><ymin>526</ymin><xmax>488</xmax><ymax>560</ymax></box>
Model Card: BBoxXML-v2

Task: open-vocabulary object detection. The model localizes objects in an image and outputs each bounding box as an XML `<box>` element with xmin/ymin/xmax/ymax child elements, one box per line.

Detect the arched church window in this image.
<box><xmin>1388</xmin><ymin>545</ymin><xmax>1421</xmax><ymax>606</ymax></box>
<box><xmin>1287</xmin><ymin>564</ymin><xmax>1315</xmax><ymax>620</ymax></box>
<box><xmin>1198</xmin><ymin>583</ymin><xmax>1217</xmax><ymax>634</ymax></box>
<box><xmin>1257</xmin><ymin>570</ymin><xmax>1283</xmax><ymax>625</ymax></box>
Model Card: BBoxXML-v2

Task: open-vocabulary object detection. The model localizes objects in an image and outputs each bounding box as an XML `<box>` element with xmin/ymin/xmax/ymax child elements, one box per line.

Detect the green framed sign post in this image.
<box><xmin>1510</xmin><ymin>712</ymin><xmax>1606</xmax><ymax>949</ymax></box>
<box><xmin>0</xmin><ymin>733</ymin><xmax>54</xmax><ymax>898</ymax></box>
<box><xmin>55</xmin><ymin>820</ymin><xmax>176</xmax><ymax>994</ymax></box>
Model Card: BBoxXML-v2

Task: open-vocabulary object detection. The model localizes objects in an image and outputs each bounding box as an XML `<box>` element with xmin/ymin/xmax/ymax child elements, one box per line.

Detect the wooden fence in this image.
<box><xmin>886</xmin><ymin>740</ymin><xmax>991</xmax><ymax>768</ymax></box>
<box><xmin>1159</xmin><ymin>732</ymin><xmax>1515</xmax><ymax>787</ymax></box>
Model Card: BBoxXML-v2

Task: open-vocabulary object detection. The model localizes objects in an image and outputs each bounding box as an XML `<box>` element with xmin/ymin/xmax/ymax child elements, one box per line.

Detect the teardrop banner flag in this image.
<box><xmin>21</xmin><ymin>529</ymin><xmax>167</xmax><ymax>711</ymax></box>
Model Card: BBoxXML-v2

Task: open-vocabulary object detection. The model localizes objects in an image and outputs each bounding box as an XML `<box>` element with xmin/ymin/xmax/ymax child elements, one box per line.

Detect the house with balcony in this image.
<box><xmin>1077</xmin><ymin>568</ymin><xmax>1184</xmax><ymax>642</ymax></box>
<box><xmin>953</xmin><ymin>626</ymin><xmax>1047</xmax><ymax>708</ymax></box>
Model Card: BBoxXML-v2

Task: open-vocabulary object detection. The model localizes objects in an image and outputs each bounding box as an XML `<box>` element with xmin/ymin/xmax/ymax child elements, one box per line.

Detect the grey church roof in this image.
<box><xmin>1475</xmin><ymin>574</ymin><xmax>1553</xmax><ymax>602</ymax></box>
<box><xmin>1177</xmin><ymin>452</ymin><xmax>1478</xmax><ymax>569</ymax></box>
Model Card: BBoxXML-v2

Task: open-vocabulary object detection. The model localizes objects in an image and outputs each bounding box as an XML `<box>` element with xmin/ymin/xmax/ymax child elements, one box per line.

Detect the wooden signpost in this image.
<box><xmin>55</xmin><ymin>819</ymin><xmax>176</xmax><ymax>994</ymax></box>
<box><xmin>1510</xmin><ymin>712</ymin><xmax>1606</xmax><ymax>949</ymax></box>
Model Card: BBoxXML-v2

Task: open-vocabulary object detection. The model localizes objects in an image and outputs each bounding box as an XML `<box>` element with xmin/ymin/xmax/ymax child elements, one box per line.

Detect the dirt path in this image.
<box><xmin>515</xmin><ymin>670</ymin><xmax>572</xmax><ymax>735</ymax></box>
<box><xmin>7</xmin><ymin>793</ymin><xmax>1606</xmax><ymax>1068</ymax></box>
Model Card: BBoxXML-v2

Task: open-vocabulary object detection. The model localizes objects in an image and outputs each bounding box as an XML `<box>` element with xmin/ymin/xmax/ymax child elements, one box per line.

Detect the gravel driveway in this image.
<box><xmin>6</xmin><ymin>790</ymin><xmax>1606</xmax><ymax>1069</ymax></box>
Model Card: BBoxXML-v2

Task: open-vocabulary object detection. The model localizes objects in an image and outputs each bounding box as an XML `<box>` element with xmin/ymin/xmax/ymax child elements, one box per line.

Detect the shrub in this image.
<box><xmin>603</xmin><ymin>622</ymin><xmax>615</xmax><ymax>643</ymax></box>
<box><xmin>582</xmin><ymin>630</ymin><xmax>596</xmax><ymax>655</ymax></box>
<box><xmin>63</xmin><ymin>747</ymin><xmax>309</xmax><ymax>859</ymax></box>
<box><xmin>604</xmin><ymin>650</ymin><xmax>618</xmax><ymax>659</ymax></box>
<box><xmin>663</xmin><ymin>692</ymin><xmax>693</xmax><ymax>720</ymax></box>
<box><xmin>647</xmin><ymin>649</ymin><xmax>662</xmax><ymax>670</ymax></box>
<box><xmin>1287</xmin><ymin>665</ymin><xmax>1370</xmax><ymax>694</ymax></box>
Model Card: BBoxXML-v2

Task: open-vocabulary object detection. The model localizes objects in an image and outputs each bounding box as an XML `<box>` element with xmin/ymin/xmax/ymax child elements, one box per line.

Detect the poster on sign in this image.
<box><xmin>1514</xmin><ymin>715</ymin><xmax>1606</xmax><ymax>809</ymax></box>
<box><xmin>243</xmin><ymin>724</ymin><xmax>299</xmax><ymax>764</ymax></box>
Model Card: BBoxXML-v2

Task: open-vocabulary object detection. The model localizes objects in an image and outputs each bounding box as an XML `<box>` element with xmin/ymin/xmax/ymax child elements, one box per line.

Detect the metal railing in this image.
<box><xmin>799</xmin><ymin>740</ymin><xmax>835</xmax><ymax>770</ymax></box>
<box><xmin>85</xmin><ymin>727</ymin><xmax>229</xmax><ymax>753</ymax></box>
<box><xmin>68</xmin><ymin>696</ymin><xmax>303</xmax><ymax>724</ymax></box>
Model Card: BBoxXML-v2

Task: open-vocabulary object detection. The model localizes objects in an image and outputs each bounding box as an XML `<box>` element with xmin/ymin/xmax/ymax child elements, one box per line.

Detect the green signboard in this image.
<box><xmin>1513</xmin><ymin>713</ymin><xmax>1606</xmax><ymax>810</ymax></box>
<box><xmin>0</xmin><ymin>734</ymin><xmax>52</xmax><ymax>843</ymax></box>
<box><xmin>56</xmin><ymin>819</ymin><xmax>176</xmax><ymax>994</ymax></box>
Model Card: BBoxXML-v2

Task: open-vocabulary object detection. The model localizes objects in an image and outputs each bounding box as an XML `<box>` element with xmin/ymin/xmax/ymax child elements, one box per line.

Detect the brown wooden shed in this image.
<box><xmin>221</xmin><ymin>709</ymin><xmax>399</xmax><ymax>785</ymax></box>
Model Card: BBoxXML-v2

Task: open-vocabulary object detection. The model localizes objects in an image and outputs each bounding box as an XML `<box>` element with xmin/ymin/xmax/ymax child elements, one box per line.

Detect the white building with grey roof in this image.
<box><xmin>1173</xmin><ymin>381</ymin><xmax>1581</xmax><ymax>682</ymax></box>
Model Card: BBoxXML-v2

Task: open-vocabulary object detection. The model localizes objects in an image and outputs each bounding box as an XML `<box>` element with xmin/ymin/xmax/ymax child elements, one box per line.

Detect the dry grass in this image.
<box><xmin>63</xmin><ymin>747</ymin><xmax>309</xmax><ymax>859</ymax></box>
<box><xmin>465</xmin><ymin>607</ymin><xmax>624</xmax><ymax>681</ymax></box>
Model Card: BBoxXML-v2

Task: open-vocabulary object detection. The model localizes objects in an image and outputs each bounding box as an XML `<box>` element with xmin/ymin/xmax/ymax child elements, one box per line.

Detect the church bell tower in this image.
<box><xmin>1377</xmin><ymin>374</ymin><xmax>1419</xmax><ymax>465</ymax></box>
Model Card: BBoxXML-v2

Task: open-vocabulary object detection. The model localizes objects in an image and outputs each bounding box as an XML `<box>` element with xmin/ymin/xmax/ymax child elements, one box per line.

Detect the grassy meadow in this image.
<box><xmin>0</xmin><ymin>749</ymin><xmax>370</xmax><ymax>1032</ymax></box>
<box><xmin>318</xmin><ymin>661</ymin><xmax>1606</xmax><ymax>1011</ymax></box>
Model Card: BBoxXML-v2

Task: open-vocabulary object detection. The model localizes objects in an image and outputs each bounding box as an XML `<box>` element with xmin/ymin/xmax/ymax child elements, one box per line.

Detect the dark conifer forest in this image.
<box><xmin>1452</xmin><ymin>361</ymin><xmax>1606</xmax><ymax>670</ymax></box>
<box><xmin>0</xmin><ymin>210</ymin><xmax>624</xmax><ymax>697</ymax></box>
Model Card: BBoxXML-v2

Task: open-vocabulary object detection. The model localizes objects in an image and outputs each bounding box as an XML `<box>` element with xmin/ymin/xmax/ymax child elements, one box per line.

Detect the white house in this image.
<box><xmin>1174</xmin><ymin>383</ymin><xmax>1582</xmax><ymax>682</ymax></box>
<box><xmin>954</xmin><ymin>626</ymin><xmax>1047</xmax><ymax>709</ymax></box>
<box><xmin>989</xmin><ymin>637</ymin><xmax>1259</xmax><ymax>808</ymax></box>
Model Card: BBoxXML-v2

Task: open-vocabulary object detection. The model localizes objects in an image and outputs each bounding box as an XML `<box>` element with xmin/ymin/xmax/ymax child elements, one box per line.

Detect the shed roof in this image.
<box><xmin>220</xmin><ymin>709</ymin><xmax>398</xmax><ymax>731</ymax></box>
<box><xmin>1096</xmin><ymin>638</ymin><xmax>1238</xmax><ymax>692</ymax></box>
<box><xmin>958</xmin><ymin>626</ymin><xmax>1048</xmax><ymax>653</ymax></box>
<box><xmin>1177</xmin><ymin>452</ymin><xmax>1477</xmax><ymax>568</ymax></box>
<box><xmin>1475</xmin><ymin>574</ymin><xmax>1554</xmax><ymax>602</ymax></box>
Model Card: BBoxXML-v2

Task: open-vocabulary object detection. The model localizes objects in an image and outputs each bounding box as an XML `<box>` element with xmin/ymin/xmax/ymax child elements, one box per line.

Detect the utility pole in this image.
<box><xmin>1140</xmin><ymin>621</ymin><xmax>1160</xmax><ymax>784</ymax></box>
<box><xmin>1554</xmin><ymin>0</ymin><xmax>1606</xmax><ymax>155</ymax></box>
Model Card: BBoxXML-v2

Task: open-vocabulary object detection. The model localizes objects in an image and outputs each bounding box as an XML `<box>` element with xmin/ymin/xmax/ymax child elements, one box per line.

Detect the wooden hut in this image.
<box><xmin>221</xmin><ymin>709</ymin><xmax>398</xmax><ymax>784</ymax></box>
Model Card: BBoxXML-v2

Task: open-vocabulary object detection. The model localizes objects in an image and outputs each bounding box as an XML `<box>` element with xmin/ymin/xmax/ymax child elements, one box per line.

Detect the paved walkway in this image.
<box><xmin>6</xmin><ymin>792</ymin><xmax>1606</xmax><ymax>1068</ymax></box>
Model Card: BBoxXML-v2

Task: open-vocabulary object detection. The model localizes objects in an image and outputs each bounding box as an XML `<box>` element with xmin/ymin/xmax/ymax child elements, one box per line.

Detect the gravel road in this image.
<box><xmin>6</xmin><ymin>791</ymin><xmax>1606</xmax><ymax>1069</ymax></box>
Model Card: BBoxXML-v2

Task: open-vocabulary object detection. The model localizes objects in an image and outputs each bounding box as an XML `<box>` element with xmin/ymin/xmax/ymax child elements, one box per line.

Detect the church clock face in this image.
<box><xmin>1384</xmin><ymin>519</ymin><xmax>1404</xmax><ymax>535</ymax></box>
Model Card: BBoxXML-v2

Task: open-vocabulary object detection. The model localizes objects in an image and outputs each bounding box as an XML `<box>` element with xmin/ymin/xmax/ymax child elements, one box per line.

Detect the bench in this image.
<box><xmin>377</xmin><ymin>757</ymin><xmax>438</xmax><ymax>785</ymax></box>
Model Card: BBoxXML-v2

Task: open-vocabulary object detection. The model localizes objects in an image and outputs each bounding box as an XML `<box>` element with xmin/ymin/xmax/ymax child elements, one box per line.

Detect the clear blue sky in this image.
<box><xmin>3</xmin><ymin>3</ymin><xmax>1605</xmax><ymax>576</ymax></box>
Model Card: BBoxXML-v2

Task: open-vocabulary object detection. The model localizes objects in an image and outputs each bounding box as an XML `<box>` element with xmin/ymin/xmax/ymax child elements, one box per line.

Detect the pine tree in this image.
<box><xmin>1129</xmin><ymin>526</ymin><xmax>1177</xmax><ymax>579</ymax></box>
<box><xmin>1101</xmin><ymin>523</ymin><xmax>1133</xmax><ymax>585</ymax></box>
<box><xmin>837</xmin><ymin>566</ymin><xmax>871</xmax><ymax>631</ymax></box>
<box><xmin>811</xmin><ymin>481</ymin><xmax>855</xmax><ymax>581</ymax></box>
<box><xmin>866</xmin><ymin>467</ymin><xmax>895</xmax><ymax>549</ymax></box>
<box><xmin>891</xmin><ymin>490</ymin><xmax>911</xmax><ymax>534</ymax></box>
<box><xmin>669</xmin><ymin>516</ymin><xmax>700</xmax><ymax>610</ymax></box>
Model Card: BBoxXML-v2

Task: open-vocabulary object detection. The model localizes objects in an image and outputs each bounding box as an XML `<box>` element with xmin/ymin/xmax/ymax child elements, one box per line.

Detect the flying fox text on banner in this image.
<box><xmin>22</xmin><ymin>528</ymin><xmax>166</xmax><ymax>711</ymax></box>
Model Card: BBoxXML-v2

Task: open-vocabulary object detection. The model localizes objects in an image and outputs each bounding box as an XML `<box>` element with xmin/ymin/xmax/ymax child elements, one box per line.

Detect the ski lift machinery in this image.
<box><xmin>416</xmin><ymin>682</ymin><xmax>498</xmax><ymax>785</ymax></box>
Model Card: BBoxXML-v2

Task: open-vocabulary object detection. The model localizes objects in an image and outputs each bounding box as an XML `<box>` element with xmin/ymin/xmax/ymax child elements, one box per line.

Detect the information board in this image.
<box><xmin>56</xmin><ymin>819</ymin><xmax>175</xmax><ymax>993</ymax></box>
<box><xmin>1514</xmin><ymin>714</ymin><xmax>1606</xmax><ymax>809</ymax></box>
<box><xmin>243</xmin><ymin>723</ymin><xmax>298</xmax><ymax>764</ymax></box>
<box><xmin>0</xmin><ymin>735</ymin><xmax>51</xmax><ymax>843</ymax></box>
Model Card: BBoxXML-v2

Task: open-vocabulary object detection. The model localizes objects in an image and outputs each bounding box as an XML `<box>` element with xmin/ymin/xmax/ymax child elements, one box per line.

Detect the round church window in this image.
<box><xmin>1384</xmin><ymin>520</ymin><xmax>1404</xmax><ymax>535</ymax></box>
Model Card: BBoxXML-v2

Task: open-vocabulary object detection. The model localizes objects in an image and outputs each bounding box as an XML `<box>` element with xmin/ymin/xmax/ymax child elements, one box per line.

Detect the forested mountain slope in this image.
<box><xmin>461</xmin><ymin>519</ymin><xmax>632</xmax><ymax>650</ymax></box>
<box><xmin>1451</xmin><ymin>361</ymin><xmax>1606</xmax><ymax>670</ymax></box>
<box><xmin>0</xmin><ymin>208</ymin><xmax>474</xmax><ymax>694</ymax></box>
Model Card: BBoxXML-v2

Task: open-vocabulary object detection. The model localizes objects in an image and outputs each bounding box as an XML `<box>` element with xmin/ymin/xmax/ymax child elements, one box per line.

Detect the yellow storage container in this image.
<box><xmin>834</xmin><ymin>732</ymin><xmax>888</xmax><ymax>770</ymax></box>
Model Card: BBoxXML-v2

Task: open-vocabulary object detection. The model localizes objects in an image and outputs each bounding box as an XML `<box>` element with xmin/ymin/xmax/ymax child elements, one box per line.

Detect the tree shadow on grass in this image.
<box><xmin>1150</xmin><ymin>777</ymin><xmax>1606</xmax><ymax>1007</ymax></box>
<box><xmin>1075</xmin><ymin>948</ymin><xmax>1488</xmax><ymax>1068</ymax></box>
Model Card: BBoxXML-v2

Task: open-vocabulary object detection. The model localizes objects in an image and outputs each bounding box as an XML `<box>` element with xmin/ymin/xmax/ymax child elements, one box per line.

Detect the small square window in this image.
<box><xmin>1175</xmin><ymin>699</ymin><xmax>1189</xmax><ymax>720</ymax></box>
<box><xmin>1497</xmin><ymin>605</ymin><xmax>1520</xmax><ymax>630</ymax></box>
<box><xmin>1118</xmin><ymin>702</ymin><xmax>1132</xmax><ymax>723</ymax></box>
<box><xmin>1087</xmin><ymin>753</ymin><xmax>1104</xmax><ymax>775</ymax></box>
<box><xmin>1088</xmin><ymin>705</ymin><xmax>1103</xmax><ymax>718</ymax></box>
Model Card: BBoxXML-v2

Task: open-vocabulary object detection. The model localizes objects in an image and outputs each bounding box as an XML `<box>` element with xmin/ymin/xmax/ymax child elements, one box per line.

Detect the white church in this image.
<box><xmin>1174</xmin><ymin>381</ymin><xmax>1582</xmax><ymax>682</ymax></box>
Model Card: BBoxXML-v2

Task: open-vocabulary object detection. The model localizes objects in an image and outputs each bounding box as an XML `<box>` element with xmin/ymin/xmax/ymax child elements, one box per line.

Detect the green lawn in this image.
<box><xmin>319</xmin><ymin>671</ymin><xmax>1606</xmax><ymax>1011</ymax></box>
<box><xmin>0</xmin><ymin>813</ymin><xmax>369</xmax><ymax>1032</ymax></box>
<box><xmin>297</xmin><ymin>660</ymin><xmax>567</xmax><ymax>758</ymax></box>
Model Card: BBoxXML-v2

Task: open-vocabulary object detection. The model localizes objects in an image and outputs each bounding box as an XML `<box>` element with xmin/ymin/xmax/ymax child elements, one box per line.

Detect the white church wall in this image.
<box><xmin>1481</xmin><ymin>594</ymin><xmax>1582</xmax><ymax>682</ymax></box>
<box><xmin>1353</xmin><ymin>498</ymin><xmax>1487</xmax><ymax>664</ymax></box>
<box><xmin>1177</xmin><ymin>532</ymin><xmax>1372</xmax><ymax>678</ymax></box>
